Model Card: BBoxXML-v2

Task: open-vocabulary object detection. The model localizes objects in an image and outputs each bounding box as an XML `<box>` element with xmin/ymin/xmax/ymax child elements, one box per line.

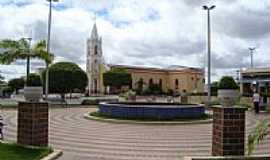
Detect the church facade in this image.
<box><xmin>86</xmin><ymin>23</ymin><xmax>205</xmax><ymax>95</ymax></box>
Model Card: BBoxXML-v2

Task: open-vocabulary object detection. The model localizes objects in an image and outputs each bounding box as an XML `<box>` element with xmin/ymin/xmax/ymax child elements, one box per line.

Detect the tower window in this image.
<box><xmin>94</xmin><ymin>45</ymin><xmax>98</xmax><ymax>55</ymax></box>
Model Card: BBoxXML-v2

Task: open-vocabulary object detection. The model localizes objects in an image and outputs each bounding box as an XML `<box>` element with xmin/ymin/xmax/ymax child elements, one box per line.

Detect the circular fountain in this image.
<box><xmin>98</xmin><ymin>102</ymin><xmax>205</xmax><ymax>120</ymax></box>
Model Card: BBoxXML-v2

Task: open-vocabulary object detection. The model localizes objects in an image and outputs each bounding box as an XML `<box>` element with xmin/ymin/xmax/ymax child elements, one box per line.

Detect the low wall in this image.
<box><xmin>99</xmin><ymin>103</ymin><xmax>205</xmax><ymax>120</ymax></box>
<box><xmin>188</xmin><ymin>96</ymin><xmax>218</xmax><ymax>104</ymax></box>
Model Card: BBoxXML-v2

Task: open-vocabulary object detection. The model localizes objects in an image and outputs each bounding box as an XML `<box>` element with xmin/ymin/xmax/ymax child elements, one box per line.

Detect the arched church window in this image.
<box><xmin>94</xmin><ymin>45</ymin><xmax>98</xmax><ymax>55</ymax></box>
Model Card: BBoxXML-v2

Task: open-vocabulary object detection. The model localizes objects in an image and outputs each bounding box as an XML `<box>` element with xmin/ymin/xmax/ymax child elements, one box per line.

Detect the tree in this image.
<box><xmin>8</xmin><ymin>78</ymin><xmax>25</xmax><ymax>94</ymax></box>
<box><xmin>211</xmin><ymin>81</ymin><xmax>219</xmax><ymax>96</ymax></box>
<box><xmin>44</xmin><ymin>62</ymin><xmax>87</xmax><ymax>100</ymax></box>
<box><xmin>0</xmin><ymin>39</ymin><xmax>54</xmax><ymax>85</ymax></box>
<box><xmin>218</xmin><ymin>76</ymin><xmax>239</xmax><ymax>89</ymax></box>
<box><xmin>103</xmin><ymin>68</ymin><xmax>132</xmax><ymax>88</ymax></box>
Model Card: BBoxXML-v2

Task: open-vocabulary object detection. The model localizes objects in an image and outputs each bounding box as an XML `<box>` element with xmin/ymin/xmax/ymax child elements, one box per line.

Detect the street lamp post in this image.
<box><xmin>203</xmin><ymin>5</ymin><xmax>215</xmax><ymax>105</ymax></box>
<box><xmin>45</xmin><ymin>0</ymin><xmax>58</xmax><ymax>99</ymax></box>
<box><xmin>24</xmin><ymin>37</ymin><xmax>32</xmax><ymax>86</ymax></box>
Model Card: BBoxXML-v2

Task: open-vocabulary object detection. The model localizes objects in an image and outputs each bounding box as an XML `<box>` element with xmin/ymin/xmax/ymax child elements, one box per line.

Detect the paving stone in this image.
<box><xmin>1</xmin><ymin>108</ymin><xmax>269</xmax><ymax>160</ymax></box>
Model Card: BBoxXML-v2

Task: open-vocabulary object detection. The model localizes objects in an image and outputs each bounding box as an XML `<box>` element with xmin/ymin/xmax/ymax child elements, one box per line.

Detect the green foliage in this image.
<box><xmin>8</xmin><ymin>78</ymin><xmax>25</xmax><ymax>93</ymax></box>
<box><xmin>103</xmin><ymin>69</ymin><xmax>132</xmax><ymax>87</ymax></box>
<box><xmin>26</xmin><ymin>73</ymin><xmax>42</xmax><ymax>86</ymax></box>
<box><xmin>0</xmin><ymin>39</ymin><xmax>54</xmax><ymax>65</ymax></box>
<box><xmin>0</xmin><ymin>142</ymin><xmax>52</xmax><ymax>160</ymax></box>
<box><xmin>134</xmin><ymin>79</ymin><xmax>146</xmax><ymax>95</ymax></box>
<box><xmin>218</xmin><ymin>76</ymin><xmax>239</xmax><ymax>89</ymax></box>
<box><xmin>0</xmin><ymin>39</ymin><xmax>54</xmax><ymax>85</ymax></box>
<box><xmin>211</xmin><ymin>81</ymin><xmax>219</xmax><ymax>96</ymax></box>
<box><xmin>236</xmin><ymin>98</ymin><xmax>253</xmax><ymax>108</ymax></box>
<box><xmin>44</xmin><ymin>62</ymin><xmax>88</xmax><ymax>97</ymax></box>
<box><xmin>143</xmin><ymin>83</ymin><xmax>163</xmax><ymax>95</ymax></box>
<box><xmin>167</xmin><ymin>89</ymin><xmax>174</xmax><ymax>96</ymax></box>
<box><xmin>81</xmin><ymin>99</ymin><xmax>99</xmax><ymax>105</ymax></box>
<box><xmin>120</xmin><ymin>90</ymin><xmax>136</xmax><ymax>100</ymax></box>
<box><xmin>2</xmin><ymin>86</ymin><xmax>13</xmax><ymax>96</ymax></box>
<box><xmin>248</xmin><ymin>120</ymin><xmax>270</xmax><ymax>155</ymax></box>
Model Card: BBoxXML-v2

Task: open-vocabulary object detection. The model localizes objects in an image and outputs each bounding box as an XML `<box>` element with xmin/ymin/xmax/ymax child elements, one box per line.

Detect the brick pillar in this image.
<box><xmin>17</xmin><ymin>102</ymin><xmax>49</xmax><ymax>147</ymax></box>
<box><xmin>212</xmin><ymin>107</ymin><xmax>247</xmax><ymax>156</ymax></box>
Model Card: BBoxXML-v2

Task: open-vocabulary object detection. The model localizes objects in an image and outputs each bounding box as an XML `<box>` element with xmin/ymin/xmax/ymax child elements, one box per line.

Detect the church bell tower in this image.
<box><xmin>86</xmin><ymin>23</ymin><xmax>104</xmax><ymax>95</ymax></box>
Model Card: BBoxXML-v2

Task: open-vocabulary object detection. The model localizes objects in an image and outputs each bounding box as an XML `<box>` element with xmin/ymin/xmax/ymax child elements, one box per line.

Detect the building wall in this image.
<box><xmin>167</xmin><ymin>72</ymin><xmax>204</xmax><ymax>93</ymax></box>
<box><xmin>129</xmin><ymin>70</ymin><xmax>168</xmax><ymax>92</ymax></box>
<box><xmin>123</xmin><ymin>68</ymin><xmax>204</xmax><ymax>94</ymax></box>
<box><xmin>240</xmin><ymin>69</ymin><xmax>270</xmax><ymax>96</ymax></box>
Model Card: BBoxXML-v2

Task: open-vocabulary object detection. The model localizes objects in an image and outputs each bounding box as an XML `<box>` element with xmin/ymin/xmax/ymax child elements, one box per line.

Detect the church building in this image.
<box><xmin>86</xmin><ymin>23</ymin><xmax>205</xmax><ymax>95</ymax></box>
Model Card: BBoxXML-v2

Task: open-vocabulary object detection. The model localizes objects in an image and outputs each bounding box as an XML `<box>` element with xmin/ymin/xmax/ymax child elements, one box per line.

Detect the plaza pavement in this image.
<box><xmin>1</xmin><ymin>107</ymin><xmax>270</xmax><ymax>160</ymax></box>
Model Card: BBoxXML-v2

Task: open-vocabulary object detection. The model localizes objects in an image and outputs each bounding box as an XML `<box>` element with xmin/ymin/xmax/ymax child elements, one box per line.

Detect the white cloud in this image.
<box><xmin>0</xmin><ymin>0</ymin><xmax>269</xmax><ymax>82</ymax></box>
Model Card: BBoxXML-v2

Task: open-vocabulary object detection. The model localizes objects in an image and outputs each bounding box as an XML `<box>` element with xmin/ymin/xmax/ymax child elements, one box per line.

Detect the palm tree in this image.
<box><xmin>0</xmin><ymin>38</ymin><xmax>54</xmax><ymax>86</ymax></box>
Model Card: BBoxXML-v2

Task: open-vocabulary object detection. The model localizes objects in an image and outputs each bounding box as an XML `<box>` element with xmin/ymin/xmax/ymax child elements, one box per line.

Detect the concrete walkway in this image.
<box><xmin>1</xmin><ymin>107</ymin><xmax>270</xmax><ymax>160</ymax></box>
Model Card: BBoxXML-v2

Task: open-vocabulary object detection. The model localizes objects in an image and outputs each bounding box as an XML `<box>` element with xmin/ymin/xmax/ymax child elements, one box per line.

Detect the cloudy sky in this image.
<box><xmin>0</xmin><ymin>0</ymin><xmax>269</xmax><ymax>81</ymax></box>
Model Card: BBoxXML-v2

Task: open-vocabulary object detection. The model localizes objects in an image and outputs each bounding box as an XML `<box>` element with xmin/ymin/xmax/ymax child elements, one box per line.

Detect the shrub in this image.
<box><xmin>81</xmin><ymin>99</ymin><xmax>99</xmax><ymax>105</ymax></box>
<box><xmin>143</xmin><ymin>83</ymin><xmax>163</xmax><ymax>95</ymax></box>
<box><xmin>2</xmin><ymin>86</ymin><xmax>13</xmax><ymax>97</ymax></box>
<box><xmin>218</xmin><ymin>76</ymin><xmax>238</xmax><ymax>89</ymax></box>
<box><xmin>120</xmin><ymin>90</ymin><xmax>136</xmax><ymax>100</ymax></box>
<box><xmin>8</xmin><ymin>78</ymin><xmax>25</xmax><ymax>94</ymax></box>
<box><xmin>26</xmin><ymin>73</ymin><xmax>42</xmax><ymax>86</ymax></box>
<box><xmin>167</xmin><ymin>89</ymin><xmax>174</xmax><ymax>96</ymax></box>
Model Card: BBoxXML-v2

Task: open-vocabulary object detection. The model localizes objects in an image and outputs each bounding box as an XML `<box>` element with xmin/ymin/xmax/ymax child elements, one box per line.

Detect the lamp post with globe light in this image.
<box><xmin>203</xmin><ymin>5</ymin><xmax>215</xmax><ymax>105</ymax></box>
<box><xmin>45</xmin><ymin>0</ymin><xmax>59</xmax><ymax>99</ymax></box>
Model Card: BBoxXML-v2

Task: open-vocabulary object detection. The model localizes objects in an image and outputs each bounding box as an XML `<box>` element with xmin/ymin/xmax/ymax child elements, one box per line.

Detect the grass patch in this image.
<box><xmin>0</xmin><ymin>142</ymin><xmax>52</xmax><ymax>160</ymax></box>
<box><xmin>90</xmin><ymin>111</ymin><xmax>212</xmax><ymax>122</ymax></box>
<box><xmin>0</xmin><ymin>101</ymin><xmax>18</xmax><ymax>108</ymax></box>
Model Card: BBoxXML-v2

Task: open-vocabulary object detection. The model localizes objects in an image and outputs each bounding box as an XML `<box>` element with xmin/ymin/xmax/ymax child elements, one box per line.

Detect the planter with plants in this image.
<box><xmin>24</xmin><ymin>74</ymin><xmax>43</xmax><ymax>102</ymax></box>
<box><xmin>218</xmin><ymin>76</ymin><xmax>239</xmax><ymax>107</ymax></box>
<box><xmin>0</xmin><ymin>39</ymin><xmax>54</xmax><ymax>102</ymax></box>
<box><xmin>121</xmin><ymin>90</ymin><xmax>136</xmax><ymax>102</ymax></box>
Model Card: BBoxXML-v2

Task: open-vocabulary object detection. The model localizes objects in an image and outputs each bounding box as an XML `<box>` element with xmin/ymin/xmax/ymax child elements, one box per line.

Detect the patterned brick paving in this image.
<box><xmin>1</xmin><ymin>107</ymin><xmax>269</xmax><ymax>160</ymax></box>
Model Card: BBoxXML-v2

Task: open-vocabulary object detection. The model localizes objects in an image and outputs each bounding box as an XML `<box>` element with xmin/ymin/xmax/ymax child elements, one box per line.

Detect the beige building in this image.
<box><xmin>86</xmin><ymin>23</ymin><xmax>205</xmax><ymax>95</ymax></box>
<box><xmin>110</xmin><ymin>65</ymin><xmax>204</xmax><ymax>94</ymax></box>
